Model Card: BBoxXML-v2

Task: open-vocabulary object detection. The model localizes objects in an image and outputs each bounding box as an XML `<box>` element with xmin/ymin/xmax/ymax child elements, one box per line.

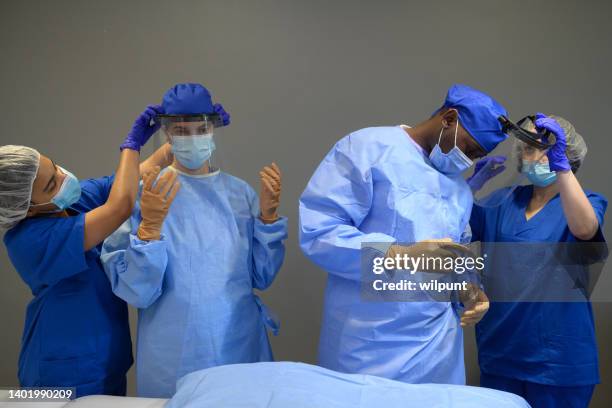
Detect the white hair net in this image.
<box><xmin>0</xmin><ymin>145</ymin><xmax>41</xmax><ymax>230</ymax></box>
<box><xmin>513</xmin><ymin>114</ymin><xmax>587</xmax><ymax>173</ymax></box>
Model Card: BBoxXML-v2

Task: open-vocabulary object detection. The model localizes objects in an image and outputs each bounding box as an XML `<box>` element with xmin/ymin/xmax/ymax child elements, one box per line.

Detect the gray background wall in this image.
<box><xmin>1</xmin><ymin>0</ymin><xmax>611</xmax><ymax>405</ymax></box>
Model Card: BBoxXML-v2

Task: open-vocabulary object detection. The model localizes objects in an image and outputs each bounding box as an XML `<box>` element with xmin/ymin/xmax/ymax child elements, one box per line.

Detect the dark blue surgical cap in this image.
<box><xmin>161</xmin><ymin>83</ymin><xmax>214</xmax><ymax>115</ymax></box>
<box><xmin>442</xmin><ymin>84</ymin><xmax>508</xmax><ymax>153</ymax></box>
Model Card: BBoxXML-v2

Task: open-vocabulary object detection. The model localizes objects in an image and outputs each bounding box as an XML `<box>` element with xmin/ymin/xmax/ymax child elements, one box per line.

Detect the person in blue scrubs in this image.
<box><xmin>299</xmin><ymin>84</ymin><xmax>507</xmax><ymax>384</ymax></box>
<box><xmin>0</xmin><ymin>105</ymin><xmax>174</xmax><ymax>397</ymax></box>
<box><xmin>470</xmin><ymin>114</ymin><xmax>606</xmax><ymax>408</ymax></box>
<box><xmin>101</xmin><ymin>83</ymin><xmax>288</xmax><ymax>398</ymax></box>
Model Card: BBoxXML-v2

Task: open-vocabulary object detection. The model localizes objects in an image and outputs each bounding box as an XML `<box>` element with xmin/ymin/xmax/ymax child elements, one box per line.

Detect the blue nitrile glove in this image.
<box><xmin>534</xmin><ymin>112</ymin><xmax>570</xmax><ymax>172</ymax></box>
<box><xmin>120</xmin><ymin>104</ymin><xmax>164</xmax><ymax>152</ymax></box>
<box><xmin>466</xmin><ymin>155</ymin><xmax>506</xmax><ymax>192</ymax></box>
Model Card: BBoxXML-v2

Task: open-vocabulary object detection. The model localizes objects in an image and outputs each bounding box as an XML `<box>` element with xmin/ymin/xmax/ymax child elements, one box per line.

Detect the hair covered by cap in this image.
<box><xmin>442</xmin><ymin>84</ymin><xmax>509</xmax><ymax>153</ymax></box>
<box><xmin>161</xmin><ymin>83</ymin><xmax>215</xmax><ymax>115</ymax></box>
<box><xmin>0</xmin><ymin>145</ymin><xmax>40</xmax><ymax>230</ymax></box>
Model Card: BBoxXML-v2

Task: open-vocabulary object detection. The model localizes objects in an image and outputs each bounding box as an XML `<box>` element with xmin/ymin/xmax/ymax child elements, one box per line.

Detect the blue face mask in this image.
<box><xmin>522</xmin><ymin>161</ymin><xmax>557</xmax><ymax>187</ymax></box>
<box><xmin>429</xmin><ymin>116</ymin><xmax>474</xmax><ymax>175</ymax></box>
<box><xmin>31</xmin><ymin>166</ymin><xmax>82</xmax><ymax>212</ymax></box>
<box><xmin>171</xmin><ymin>134</ymin><xmax>216</xmax><ymax>170</ymax></box>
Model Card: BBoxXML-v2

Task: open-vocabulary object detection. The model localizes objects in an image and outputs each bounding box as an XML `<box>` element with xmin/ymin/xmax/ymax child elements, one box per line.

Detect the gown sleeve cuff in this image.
<box><xmin>255</xmin><ymin>216</ymin><xmax>288</xmax><ymax>238</ymax></box>
<box><xmin>129</xmin><ymin>233</ymin><xmax>168</xmax><ymax>246</ymax></box>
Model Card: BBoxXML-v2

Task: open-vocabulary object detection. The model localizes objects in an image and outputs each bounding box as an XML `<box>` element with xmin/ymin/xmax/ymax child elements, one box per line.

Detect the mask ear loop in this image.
<box><xmin>437</xmin><ymin>127</ymin><xmax>444</xmax><ymax>144</ymax></box>
<box><xmin>438</xmin><ymin>108</ymin><xmax>460</xmax><ymax>146</ymax></box>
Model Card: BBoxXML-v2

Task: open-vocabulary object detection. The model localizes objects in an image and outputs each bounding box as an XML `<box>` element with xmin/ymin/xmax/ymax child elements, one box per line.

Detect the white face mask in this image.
<box><xmin>429</xmin><ymin>115</ymin><xmax>473</xmax><ymax>175</ymax></box>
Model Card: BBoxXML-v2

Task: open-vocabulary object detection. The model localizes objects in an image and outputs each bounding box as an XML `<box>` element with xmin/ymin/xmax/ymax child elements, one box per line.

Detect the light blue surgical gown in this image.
<box><xmin>101</xmin><ymin>168</ymin><xmax>287</xmax><ymax>398</ymax></box>
<box><xmin>299</xmin><ymin>126</ymin><xmax>473</xmax><ymax>384</ymax></box>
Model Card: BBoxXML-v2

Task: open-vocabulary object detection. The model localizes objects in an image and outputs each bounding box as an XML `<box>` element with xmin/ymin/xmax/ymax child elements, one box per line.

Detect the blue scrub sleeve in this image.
<box><xmin>71</xmin><ymin>175</ymin><xmax>115</xmax><ymax>213</ymax></box>
<box><xmin>5</xmin><ymin>215</ymin><xmax>88</xmax><ymax>294</ymax></box>
<box><xmin>299</xmin><ymin>137</ymin><xmax>395</xmax><ymax>281</ymax></box>
<box><xmin>100</xmin><ymin>214</ymin><xmax>168</xmax><ymax>309</ymax></box>
<box><xmin>584</xmin><ymin>192</ymin><xmax>608</xmax><ymax>242</ymax></box>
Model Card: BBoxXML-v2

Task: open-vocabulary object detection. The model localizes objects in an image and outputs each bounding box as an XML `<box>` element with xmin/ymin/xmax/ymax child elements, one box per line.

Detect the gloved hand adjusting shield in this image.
<box><xmin>471</xmin><ymin>115</ymin><xmax>554</xmax><ymax>207</ymax></box>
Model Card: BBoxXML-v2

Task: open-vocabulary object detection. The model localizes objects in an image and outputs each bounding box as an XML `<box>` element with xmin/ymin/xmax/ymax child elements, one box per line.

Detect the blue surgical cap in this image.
<box><xmin>442</xmin><ymin>84</ymin><xmax>508</xmax><ymax>153</ymax></box>
<box><xmin>161</xmin><ymin>83</ymin><xmax>214</xmax><ymax>115</ymax></box>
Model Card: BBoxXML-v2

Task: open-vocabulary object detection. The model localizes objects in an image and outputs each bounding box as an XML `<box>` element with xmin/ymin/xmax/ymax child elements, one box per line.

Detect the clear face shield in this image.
<box><xmin>157</xmin><ymin>113</ymin><xmax>222</xmax><ymax>171</ymax></box>
<box><xmin>472</xmin><ymin>115</ymin><xmax>555</xmax><ymax>207</ymax></box>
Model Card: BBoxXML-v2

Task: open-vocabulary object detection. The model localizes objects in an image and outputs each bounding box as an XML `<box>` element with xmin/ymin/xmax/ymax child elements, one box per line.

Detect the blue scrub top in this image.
<box><xmin>470</xmin><ymin>185</ymin><xmax>607</xmax><ymax>386</ymax></box>
<box><xmin>3</xmin><ymin>176</ymin><xmax>133</xmax><ymax>397</ymax></box>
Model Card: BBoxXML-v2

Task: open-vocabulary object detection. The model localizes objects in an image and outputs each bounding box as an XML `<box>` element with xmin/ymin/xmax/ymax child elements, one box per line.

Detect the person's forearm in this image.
<box><xmin>557</xmin><ymin>171</ymin><xmax>599</xmax><ymax>239</ymax></box>
<box><xmin>140</xmin><ymin>143</ymin><xmax>173</xmax><ymax>176</ymax></box>
<box><xmin>83</xmin><ymin>148</ymin><xmax>140</xmax><ymax>250</ymax></box>
<box><xmin>108</xmin><ymin>149</ymin><xmax>141</xmax><ymax>216</ymax></box>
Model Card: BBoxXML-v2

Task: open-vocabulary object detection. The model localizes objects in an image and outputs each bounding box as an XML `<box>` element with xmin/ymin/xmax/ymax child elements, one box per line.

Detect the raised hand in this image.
<box><xmin>137</xmin><ymin>168</ymin><xmax>180</xmax><ymax>241</ymax></box>
<box><xmin>259</xmin><ymin>162</ymin><xmax>282</xmax><ymax>223</ymax></box>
